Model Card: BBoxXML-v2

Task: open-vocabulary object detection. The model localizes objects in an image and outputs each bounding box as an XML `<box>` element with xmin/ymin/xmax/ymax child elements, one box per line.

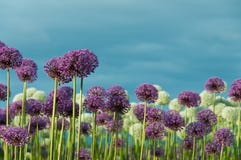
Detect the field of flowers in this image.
<box><xmin>0</xmin><ymin>40</ymin><xmax>240</xmax><ymax>160</ymax></box>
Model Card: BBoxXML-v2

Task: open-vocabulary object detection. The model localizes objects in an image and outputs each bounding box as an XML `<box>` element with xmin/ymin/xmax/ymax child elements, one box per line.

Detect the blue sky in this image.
<box><xmin>1</xmin><ymin>0</ymin><xmax>241</xmax><ymax>106</ymax></box>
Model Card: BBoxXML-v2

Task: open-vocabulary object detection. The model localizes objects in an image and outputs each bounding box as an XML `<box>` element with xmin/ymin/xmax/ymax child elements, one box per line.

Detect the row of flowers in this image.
<box><xmin>0</xmin><ymin>40</ymin><xmax>241</xmax><ymax>160</ymax></box>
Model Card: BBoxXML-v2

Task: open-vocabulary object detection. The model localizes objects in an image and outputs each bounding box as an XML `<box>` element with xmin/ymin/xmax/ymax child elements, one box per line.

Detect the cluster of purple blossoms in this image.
<box><xmin>80</xmin><ymin>122</ymin><xmax>92</xmax><ymax>135</ymax></box>
<box><xmin>26</xmin><ymin>98</ymin><xmax>43</xmax><ymax>116</ymax></box>
<box><xmin>182</xmin><ymin>137</ymin><xmax>193</xmax><ymax>150</ymax></box>
<box><xmin>2</xmin><ymin>126</ymin><xmax>29</xmax><ymax>147</ymax></box>
<box><xmin>205</xmin><ymin>141</ymin><xmax>222</xmax><ymax>155</ymax></box>
<box><xmin>164</xmin><ymin>110</ymin><xmax>184</xmax><ymax>131</ymax></box>
<box><xmin>15</xmin><ymin>58</ymin><xmax>38</xmax><ymax>83</ymax></box>
<box><xmin>135</xmin><ymin>83</ymin><xmax>158</xmax><ymax>103</ymax></box>
<box><xmin>186</xmin><ymin>122</ymin><xmax>205</xmax><ymax>138</ymax></box>
<box><xmin>146</xmin><ymin>107</ymin><xmax>164</xmax><ymax>123</ymax></box>
<box><xmin>9</xmin><ymin>100</ymin><xmax>22</xmax><ymax>116</ymax></box>
<box><xmin>105</xmin><ymin>119</ymin><xmax>123</xmax><ymax>133</ymax></box>
<box><xmin>133</xmin><ymin>104</ymin><xmax>151</xmax><ymax>122</ymax></box>
<box><xmin>0</xmin><ymin>46</ymin><xmax>22</xmax><ymax>69</ymax></box>
<box><xmin>57</xmin><ymin>99</ymin><xmax>79</xmax><ymax>117</ymax></box>
<box><xmin>145</xmin><ymin>122</ymin><xmax>165</xmax><ymax>139</ymax></box>
<box><xmin>44</xmin><ymin>56</ymin><xmax>72</xmax><ymax>83</ymax></box>
<box><xmin>205</xmin><ymin>77</ymin><xmax>225</xmax><ymax>93</ymax></box>
<box><xmin>213</xmin><ymin>128</ymin><xmax>234</xmax><ymax>146</ymax></box>
<box><xmin>96</xmin><ymin>112</ymin><xmax>112</xmax><ymax>126</ymax></box>
<box><xmin>75</xmin><ymin>148</ymin><xmax>91</xmax><ymax>160</ymax></box>
<box><xmin>28</xmin><ymin>116</ymin><xmax>50</xmax><ymax>134</ymax></box>
<box><xmin>86</xmin><ymin>86</ymin><xmax>106</xmax><ymax>98</ymax></box>
<box><xmin>57</xmin><ymin>118</ymin><xmax>70</xmax><ymax>130</ymax></box>
<box><xmin>150</xmin><ymin>147</ymin><xmax>164</xmax><ymax>158</ymax></box>
<box><xmin>228</xmin><ymin>79</ymin><xmax>241</xmax><ymax>102</ymax></box>
<box><xmin>0</xmin><ymin>109</ymin><xmax>9</xmax><ymax>125</ymax></box>
<box><xmin>178</xmin><ymin>91</ymin><xmax>201</xmax><ymax>108</ymax></box>
<box><xmin>0</xmin><ymin>83</ymin><xmax>8</xmax><ymax>101</ymax></box>
<box><xmin>106</xmin><ymin>85</ymin><xmax>130</xmax><ymax>114</ymax></box>
<box><xmin>61</xmin><ymin>49</ymin><xmax>99</xmax><ymax>78</ymax></box>
<box><xmin>197</xmin><ymin>109</ymin><xmax>217</xmax><ymax>126</ymax></box>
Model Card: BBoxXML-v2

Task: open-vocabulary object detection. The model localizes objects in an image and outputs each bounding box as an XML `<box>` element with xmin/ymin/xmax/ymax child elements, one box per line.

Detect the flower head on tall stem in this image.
<box><xmin>164</xmin><ymin>110</ymin><xmax>184</xmax><ymax>131</ymax></box>
<box><xmin>96</xmin><ymin>112</ymin><xmax>113</xmax><ymax>126</ymax></box>
<box><xmin>146</xmin><ymin>107</ymin><xmax>164</xmax><ymax>123</ymax></box>
<box><xmin>228</xmin><ymin>79</ymin><xmax>241</xmax><ymax>102</ymax></box>
<box><xmin>135</xmin><ymin>83</ymin><xmax>158</xmax><ymax>103</ymax></box>
<box><xmin>28</xmin><ymin>116</ymin><xmax>50</xmax><ymax>134</ymax></box>
<box><xmin>133</xmin><ymin>104</ymin><xmax>151</xmax><ymax>122</ymax></box>
<box><xmin>0</xmin><ymin>83</ymin><xmax>8</xmax><ymax>101</ymax></box>
<box><xmin>15</xmin><ymin>58</ymin><xmax>38</xmax><ymax>83</ymax></box>
<box><xmin>178</xmin><ymin>91</ymin><xmax>201</xmax><ymax>108</ymax></box>
<box><xmin>145</xmin><ymin>122</ymin><xmax>165</xmax><ymax>139</ymax></box>
<box><xmin>26</xmin><ymin>98</ymin><xmax>43</xmax><ymax>116</ymax></box>
<box><xmin>80</xmin><ymin>122</ymin><xmax>92</xmax><ymax>135</ymax></box>
<box><xmin>0</xmin><ymin>46</ymin><xmax>22</xmax><ymax>70</ymax></box>
<box><xmin>205</xmin><ymin>141</ymin><xmax>222</xmax><ymax>155</ymax></box>
<box><xmin>74</xmin><ymin>148</ymin><xmax>91</xmax><ymax>160</ymax></box>
<box><xmin>57</xmin><ymin>118</ymin><xmax>70</xmax><ymax>130</ymax></box>
<box><xmin>0</xmin><ymin>108</ymin><xmax>12</xmax><ymax>125</ymax></box>
<box><xmin>205</xmin><ymin>77</ymin><xmax>225</xmax><ymax>93</ymax></box>
<box><xmin>186</xmin><ymin>122</ymin><xmax>205</xmax><ymax>138</ymax></box>
<box><xmin>197</xmin><ymin>109</ymin><xmax>217</xmax><ymax>126</ymax></box>
<box><xmin>213</xmin><ymin>128</ymin><xmax>234</xmax><ymax>146</ymax></box>
<box><xmin>182</xmin><ymin>137</ymin><xmax>193</xmax><ymax>150</ymax></box>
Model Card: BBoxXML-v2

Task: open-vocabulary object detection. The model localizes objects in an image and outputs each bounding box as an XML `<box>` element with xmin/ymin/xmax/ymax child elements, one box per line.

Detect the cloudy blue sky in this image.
<box><xmin>1</xmin><ymin>0</ymin><xmax>241</xmax><ymax>105</ymax></box>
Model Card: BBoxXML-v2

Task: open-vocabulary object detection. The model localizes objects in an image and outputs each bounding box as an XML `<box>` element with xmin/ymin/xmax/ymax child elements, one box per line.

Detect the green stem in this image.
<box><xmin>114</xmin><ymin>112</ymin><xmax>118</xmax><ymax>160</ymax></box>
<box><xmin>202</xmin><ymin>136</ymin><xmax>206</xmax><ymax>160</ymax></box>
<box><xmin>192</xmin><ymin>137</ymin><xmax>196</xmax><ymax>160</ymax></box>
<box><xmin>49</xmin><ymin>78</ymin><xmax>58</xmax><ymax>160</ymax></box>
<box><xmin>77</xmin><ymin>77</ymin><xmax>83</xmax><ymax>159</ymax></box>
<box><xmin>91</xmin><ymin>113</ymin><xmax>96</xmax><ymax>159</ymax></box>
<box><xmin>220</xmin><ymin>144</ymin><xmax>223</xmax><ymax>160</ymax></box>
<box><xmin>237</xmin><ymin>103</ymin><xmax>240</xmax><ymax>155</ymax></box>
<box><xmin>174</xmin><ymin>132</ymin><xmax>177</xmax><ymax>160</ymax></box>
<box><xmin>57</xmin><ymin>118</ymin><xmax>65</xmax><ymax>160</ymax></box>
<box><xmin>139</xmin><ymin>101</ymin><xmax>147</xmax><ymax>160</ymax></box>
<box><xmin>104</xmin><ymin>131</ymin><xmax>108</xmax><ymax>159</ymax></box>
<box><xmin>6</xmin><ymin>69</ymin><xmax>10</xmax><ymax>126</ymax></box>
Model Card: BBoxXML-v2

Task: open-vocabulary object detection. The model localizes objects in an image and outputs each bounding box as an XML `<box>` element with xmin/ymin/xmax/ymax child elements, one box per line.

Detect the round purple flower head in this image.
<box><xmin>84</xmin><ymin>95</ymin><xmax>105</xmax><ymax>113</ymax></box>
<box><xmin>146</xmin><ymin>107</ymin><xmax>164</xmax><ymax>123</ymax></box>
<box><xmin>150</xmin><ymin>147</ymin><xmax>164</xmax><ymax>158</ymax></box>
<box><xmin>0</xmin><ymin>40</ymin><xmax>5</xmax><ymax>48</ymax></box>
<box><xmin>0</xmin><ymin>83</ymin><xmax>8</xmax><ymax>101</ymax></box>
<box><xmin>186</xmin><ymin>122</ymin><xmax>205</xmax><ymax>138</ymax></box>
<box><xmin>205</xmin><ymin>141</ymin><xmax>222</xmax><ymax>155</ymax></box>
<box><xmin>15</xmin><ymin>58</ymin><xmax>37</xmax><ymax>83</ymax></box>
<box><xmin>178</xmin><ymin>91</ymin><xmax>201</xmax><ymax>108</ymax></box>
<box><xmin>205</xmin><ymin>77</ymin><xmax>225</xmax><ymax>93</ymax></box>
<box><xmin>135</xmin><ymin>83</ymin><xmax>158</xmax><ymax>103</ymax></box>
<box><xmin>105</xmin><ymin>119</ymin><xmax>123</xmax><ymax>133</ymax></box>
<box><xmin>106</xmin><ymin>85</ymin><xmax>130</xmax><ymax>114</ymax></box>
<box><xmin>96</xmin><ymin>112</ymin><xmax>113</xmax><ymax>126</ymax></box>
<box><xmin>44</xmin><ymin>56</ymin><xmax>71</xmax><ymax>83</ymax></box>
<box><xmin>182</xmin><ymin>137</ymin><xmax>193</xmax><ymax>150</ymax></box>
<box><xmin>26</xmin><ymin>98</ymin><xmax>43</xmax><ymax>116</ymax></box>
<box><xmin>57</xmin><ymin>118</ymin><xmax>70</xmax><ymax>130</ymax></box>
<box><xmin>86</xmin><ymin>86</ymin><xmax>106</xmax><ymax>98</ymax></box>
<box><xmin>197</xmin><ymin>109</ymin><xmax>217</xmax><ymax>126</ymax></box>
<box><xmin>75</xmin><ymin>148</ymin><xmax>91</xmax><ymax>160</ymax></box>
<box><xmin>0</xmin><ymin>46</ymin><xmax>22</xmax><ymax>69</ymax></box>
<box><xmin>0</xmin><ymin>125</ymin><xmax>8</xmax><ymax>138</ymax></box>
<box><xmin>80</xmin><ymin>122</ymin><xmax>92</xmax><ymax>135</ymax></box>
<box><xmin>10</xmin><ymin>100</ymin><xmax>22</xmax><ymax>116</ymax></box>
<box><xmin>145</xmin><ymin>122</ymin><xmax>165</xmax><ymax>139</ymax></box>
<box><xmin>62</xmin><ymin>49</ymin><xmax>98</xmax><ymax>78</ymax></box>
<box><xmin>58</xmin><ymin>86</ymin><xmax>73</xmax><ymax>99</ymax></box>
<box><xmin>164</xmin><ymin>110</ymin><xmax>184</xmax><ymax>131</ymax></box>
<box><xmin>57</xmin><ymin>99</ymin><xmax>79</xmax><ymax>117</ymax></box>
<box><xmin>133</xmin><ymin>104</ymin><xmax>151</xmax><ymax>122</ymax></box>
<box><xmin>228</xmin><ymin>79</ymin><xmax>241</xmax><ymax>102</ymax></box>
<box><xmin>3</xmin><ymin>126</ymin><xmax>29</xmax><ymax>147</ymax></box>
<box><xmin>28</xmin><ymin>116</ymin><xmax>50</xmax><ymax>134</ymax></box>
<box><xmin>0</xmin><ymin>109</ymin><xmax>8</xmax><ymax>125</ymax></box>
<box><xmin>213</xmin><ymin>128</ymin><xmax>234</xmax><ymax>146</ymax></box>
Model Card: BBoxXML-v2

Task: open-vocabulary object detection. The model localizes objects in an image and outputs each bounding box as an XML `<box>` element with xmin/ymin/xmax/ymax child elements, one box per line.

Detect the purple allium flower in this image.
<box><xmin>10</xmin><ymin>100</ymin><xmax>22</xmax><ymax>116</ymax></box>
<box><xmin>150</xmin><ymin>147</ymin><xmax>164</xmax><ymax>158</ymax></box>
<box><xmin>15</xmin><ymin>58</ymin><xmax>37</xmax><ymax>83</ymax></box>
<box><xmin>62</xmin><ymin>49</ymin><xmax>98</xmax><ymax>78</ymax></box>
<box><xmin>106</xmin><ymin>85</ymin><xmax>130</xmax><ymax>114</ymax></box>
<box><xmin>96</xmin><ymin>112</ymin><xmax>113</xmax><ymax>126</ymax></box>
<box><xmin>58</xmin><ymin>86</ymin><xmax>73</xmax><ymax>99</ymax></box>
<box><xmin>0</xmin><ymin>83</ymin><xmax>8</xmax><ymax>101</ymax></box>
<box><xmin>2</xmin><ymin>126</ymin><xmax>29</xmax><ymax>147</ymax></box>
<box><xmin>44</xmin><ymin>56</ymin><xmax>71</xmax><ymax>83</ymax></box>
<box><xmin>57</xmin><ymin>99</ymin><xmax>79</xmax><ymax>117</ymax></box>
<box><xmin>164</xmin><ymin>110</ymin><xmax>184</xmax><ymax>131</ymax></box>
<box><xmin>113</xmin><ymin>138</ymin><xmax>125</xmax><ymax>148</ymax></box>
<box><xmin>57</xmin><ymin>118</ymin><xmax>70</xmax><ymax>130</ymax></box>
<box><xmin>84</xmin><ymin>95</ymin><xmax>105</xmax><ymax>113</ymax></box>
<box><xmin>178</xmin><ymin>91</ymin><xmax>201</xmax><ymax>108</ymax></box>
<box><xmin>26</xmin><ymin>99</ymin><xmax>43</xmax><ymax>116</ymax></box>
<box><xmin>0</xmin><ymin>40</ymin><xmax>5</xmax><ymax>48</ymax></box>
<box><xmin>205</xmin><ymin>77</ymin><xmax>225</xmax><ymax>93</ymax></box>
<box><xmin>0</xmin><ymin>46</ymin><xmax>22</xmax><ymax>69</ymax></box>
<box><xmin>133</xmin><ymin>104</ymin><xmax>151</xmax><ymax>122</ymax></box>
<box><xmin>105</xmin><ymin>119</ymin><xmax>123</xmax><ymax>133</ymax></box>
<box><xmin>28</xmin><ymin>116</ymin><xmax>50</xmax><ymax>134</ymax></box>
<box><xmin>186</xmin><ymin>122</ymin><xmax>205</xmax><ymax>138</ymax></box>
<box><xmin>75</xmin><ymin>148</ymin><xmax>91</xmax><ymax>160</ymax></box>
<box><xmin>0</xmin><ymin>109</ymin><xmax>12</xmax><ymax>125</ymax></box>
<box><xmin>145</xmin><ymin>122</ymin><xmax>165</xmax><ymax>139</ymax></box>
<box><xmin>197</xmin><ymin>109</ymin><xmax>217</xmax><ymax>126</ymax></box>
<box><xmin>135</xmin><ymin>83</ymin><xmax>158</xmax><ymax>103</ymax></box>
<box><xmin>205</xmin><ymin>141</ymin><xmax>222</xmax><ymax>155</ymax></box>
<box><xmin>213</xmin><ymin>128</ymin><xmax>234</xmax><ymax>146</ymax></box>
<box><xmin>80</xmin><ymin>122</ymin><xmax>92</xmax><ymax>135</ymax></box>
<box><xmin>146</xmin><ymin>107</ymin><xmax>164</xmax><ymax>123</ymax></box>
<box><xmin>228</xmin><ymin>79</ymin><xmax>241</xmax><ymax>102</ymax></box>
<box><xmin>182</xmin><ymin>137</ymin><xmax>193</xmax><ymax>150</ymax></box>
<box><xmin>86</xmin><ymin>86</ymin><xmax>106</xmax><ymax>98</ymax></box>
